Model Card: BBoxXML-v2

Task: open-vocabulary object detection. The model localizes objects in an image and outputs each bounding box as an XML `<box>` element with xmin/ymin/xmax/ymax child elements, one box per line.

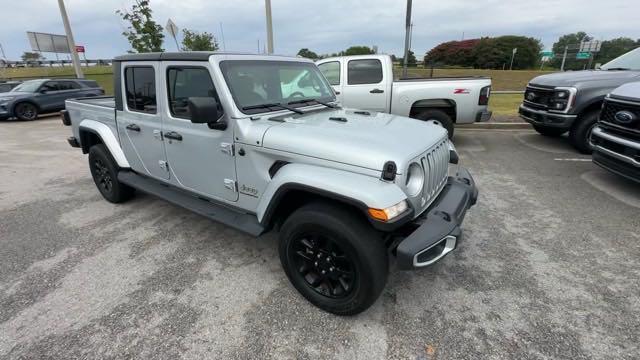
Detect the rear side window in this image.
<box><xmin>347</xmin><ymin>59</ymin><xmax>383</xmax><ymax>85</ymax></box>
<box><xmin>167</xmin><ymin>67</ymin><xmax>221</xmax><ymax>119</ymax></box>
<box><xmin>318</xmin><ymin>61</ymin><xmax>340</xmax><ymax>85</ymax></box>
<box><xmin>124</xmin><ymin>66</ymin><xmax>156</xmax><ymax>113</ymax></box>
<box><xmin>58</xmin><ymin>81</ymin><xmax>81</xmax><ymax>90</ymax></box>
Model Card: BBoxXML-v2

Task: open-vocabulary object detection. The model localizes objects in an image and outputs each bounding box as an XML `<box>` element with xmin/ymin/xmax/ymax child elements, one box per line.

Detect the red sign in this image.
<box><xmin>75</xmin><ymin>45</ymin><xmax>85</xmax><ymax>53</ymax></box>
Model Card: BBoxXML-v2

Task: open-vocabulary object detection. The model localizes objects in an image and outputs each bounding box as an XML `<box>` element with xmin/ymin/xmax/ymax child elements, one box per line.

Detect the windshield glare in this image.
<box><xmin>220</xmin><ymin>60</ymin><xmax>335</xmax><ymax>113</ymax></box>
<box><xmin>11</xmin><ymin>80</ymin><xmax>44</xmax><ymax>93</ymax></box>
<box><xmin>601</xmin><ymin>47</ymin><xmax>640</xmax><ymax>71</ymax></box>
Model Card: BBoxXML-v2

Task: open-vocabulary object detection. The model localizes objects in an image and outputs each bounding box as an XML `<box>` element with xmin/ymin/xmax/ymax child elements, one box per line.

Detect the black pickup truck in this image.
<box><xmin>519</xmin><ymin>47</ymin><xmax>640</xmax><ymax>153</ymax></box>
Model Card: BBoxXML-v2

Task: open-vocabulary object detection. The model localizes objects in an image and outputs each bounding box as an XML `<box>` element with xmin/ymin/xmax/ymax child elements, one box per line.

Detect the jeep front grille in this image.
<box><xmin>417</xmin><ymin>138</ymin><xmax>450</xmax><ymax>211</ymax></box>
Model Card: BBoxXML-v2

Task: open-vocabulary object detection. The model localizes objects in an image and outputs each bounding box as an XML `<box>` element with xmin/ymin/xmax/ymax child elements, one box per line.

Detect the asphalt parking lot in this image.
<box><xmin>1</xmin><ymin>117</ymin><xmax>639</xmax><ymax>359</ymax></box>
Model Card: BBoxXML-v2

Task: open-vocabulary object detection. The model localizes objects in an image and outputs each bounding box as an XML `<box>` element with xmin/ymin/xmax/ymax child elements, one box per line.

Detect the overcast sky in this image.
<box><xmin>1</xmin><ymin>0</ymin><xmax>639</xmax><ymax>60</ymax></box>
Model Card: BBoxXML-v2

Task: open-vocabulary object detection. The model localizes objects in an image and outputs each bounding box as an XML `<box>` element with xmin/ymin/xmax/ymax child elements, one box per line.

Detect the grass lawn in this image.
<box><xmin>4</xmin><ymin>65</ymin><xmax>526</xmax><ymax>116</ymax></box>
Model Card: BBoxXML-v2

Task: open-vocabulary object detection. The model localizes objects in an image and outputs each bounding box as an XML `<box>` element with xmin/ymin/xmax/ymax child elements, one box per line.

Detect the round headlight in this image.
<box><xmin>406</xmin><ymin>162</ymin><xmax>424</xmax><ymax>196</ymax></box>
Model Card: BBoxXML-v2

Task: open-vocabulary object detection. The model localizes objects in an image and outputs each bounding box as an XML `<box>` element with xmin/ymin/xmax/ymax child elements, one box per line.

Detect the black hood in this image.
<box><xmin>530</xmin><ymin>70</ymin><xmax>640</xmax><ymax>89</ymax></box>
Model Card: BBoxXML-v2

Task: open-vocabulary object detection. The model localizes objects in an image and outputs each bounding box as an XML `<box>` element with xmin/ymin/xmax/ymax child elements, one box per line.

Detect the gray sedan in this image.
<box><xmin>0</xmin><ymin>78</ymin><xmax>104</xmax><ymax>120</ymax></box>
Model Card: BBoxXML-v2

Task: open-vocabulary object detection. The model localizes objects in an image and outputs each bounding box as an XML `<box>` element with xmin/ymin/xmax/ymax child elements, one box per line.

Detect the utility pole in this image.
<box><xmin>265</xmin><ymin>0</ymin><xmax>274</xmax><ymax>54</ymax></box>
<box><xmin>402</xmin><ymin>0</ymin><xmax>412</xmax><ymax>78</ymax></box>
<box><xmin>509</xmin><ymin>48</ymin><xmax>517</xmax><ymax>70</ymax></box>
<box><xmin>57</xmin><ymin>0</ymin><xmax>83</xmax><ymax>78</ymax></box>
<box><xmin>560</xmin><ymin>45</ymin><xmax>568</xmax><ymax>71</ymax></box>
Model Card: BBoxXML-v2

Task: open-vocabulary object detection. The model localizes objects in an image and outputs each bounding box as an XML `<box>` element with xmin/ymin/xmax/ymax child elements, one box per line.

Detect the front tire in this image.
<box><xmin>279</xmin><ymin>202</ymin><xmax>388</xmax><ymax>315</ymax></box>
<box><xmin>88</xmin><ymin>144</ymin><xmax>134</xmax><ymax>203</ymax></box>
<box><xmin>533</xmin><ymin>125</ymin><xmax>567</xmax><ymax>137</ymax></box>
<box><xmin>415</xmin><ymin>109</ymin><xmax>455</xmax><ymax>139</ymax></box>
<box><xmin>569</xmin><ymin>110</ymin><xmax>599</xmax><ymax>154</ymax></box>
<box><xmin>14</xmin><ymin>102</ymin><xmax>38</xmax><ymax>121</ymax></box>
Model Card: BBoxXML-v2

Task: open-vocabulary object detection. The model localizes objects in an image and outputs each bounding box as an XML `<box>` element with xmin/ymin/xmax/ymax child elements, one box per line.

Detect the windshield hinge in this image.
<box><xmin>220</xmin><ymin>142</ymin><xmax>234</xmax><ymax>156</ymax></box>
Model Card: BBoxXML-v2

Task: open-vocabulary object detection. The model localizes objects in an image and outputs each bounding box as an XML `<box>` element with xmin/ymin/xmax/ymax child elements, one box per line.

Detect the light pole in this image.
<box><xmin>509</xmin><ymin>48</ymin><xmax>517</xmax><ymax>70</ymax></box>
<box><xmin>57</xmin><ymin>0</ymin><xmax>83</xmax><ymax>78</ymax></box>
<box><xmin>402</xmin><ymin>0</ymin><xmax>412</xmax><ymax>78</ymax></box>
<box><xmin>265</xmin><ymin>0</ymin><xmax>274</xmax><ymax>54</ymax></box>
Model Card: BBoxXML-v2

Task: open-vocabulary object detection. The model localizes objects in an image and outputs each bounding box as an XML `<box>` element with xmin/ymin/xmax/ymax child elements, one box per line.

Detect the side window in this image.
<box><xmin>41</xmin><ymin>81</ymin><xmax>60</xmax><ymax>92</ymax></box>
<box><xmin>167</xmin><ymin>67</ymin><xmax>220</xmax><ymax>119</ymax></box>
<box><xmin>59</xmin><ymin>81</ymin><xmax>81</xmax><ymax>90</ymax></box>
<box><xmin>347</xmin><ymin>59</ymin><xmax>383</xmax><ymax>85</ymax></box>
<box><xmin>124</xmin><ymin>66</ymin><xmax>157</xmax><ymax>113</ymax></box>
<box><xmin>318</xmin><ymin>61</ymin><xmax>340</xmax><ymax>85</ymax></box>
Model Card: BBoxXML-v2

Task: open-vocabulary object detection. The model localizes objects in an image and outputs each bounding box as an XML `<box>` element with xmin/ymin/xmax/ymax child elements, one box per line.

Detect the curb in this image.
<box><xmin>457</xmin><ymin>122</ymin><xmax>532</xmax><ymax>130</ymax></box>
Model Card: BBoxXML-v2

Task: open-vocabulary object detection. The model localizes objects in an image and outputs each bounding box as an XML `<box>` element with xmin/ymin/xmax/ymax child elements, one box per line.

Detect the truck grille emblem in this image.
<box><xmin>614</xmin><ymin>110</ymin><xmax>636</xmax><ymax>124</ymax></box>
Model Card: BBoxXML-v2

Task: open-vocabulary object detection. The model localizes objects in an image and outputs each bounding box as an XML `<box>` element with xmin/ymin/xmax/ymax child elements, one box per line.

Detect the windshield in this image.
<box><xmin>11</xmin><ymin>80</ymin><xmax>44</xmax><ymax>93</ymax></box>
<box><xmin>601</xmin><ymin>47</ymin><xmax>640</xmax><ymax>71</ymax></box>
<box><xmin>220</xmin><ymin>60</ymin><xmax>335</xmax><ymax>114</ymax></box>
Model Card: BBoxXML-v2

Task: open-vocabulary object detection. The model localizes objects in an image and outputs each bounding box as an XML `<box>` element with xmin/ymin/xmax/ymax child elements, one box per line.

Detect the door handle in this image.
<box><xmin>370</xmin><ymin>89</ymin><xmax>384</xmax><ymax>94</ymax></box>
<box><xmin>126</xmin><ymin>124</ymin><xmax>140</xmax><ymax>132</ymax></box>
<box><xmin>164</xmin><ymin>131</ymin><xmax>182</xmax><ymax>141</ymax></box>
<box><xmin>335</xmin><ymin>91</ymin><xmax>341</xmax><ymax>95</ymax></box>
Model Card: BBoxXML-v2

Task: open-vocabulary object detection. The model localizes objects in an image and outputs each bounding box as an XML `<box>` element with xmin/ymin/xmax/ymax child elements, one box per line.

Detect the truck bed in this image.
<box><xmin>395</xmin><ymin>76</ymin><xmax>490</xmax><ymax>82</ymax></box>
<box><xmin>69</xmin><ymin>96</ymin><xmax>116</xmax><ymax>108</ymax></box>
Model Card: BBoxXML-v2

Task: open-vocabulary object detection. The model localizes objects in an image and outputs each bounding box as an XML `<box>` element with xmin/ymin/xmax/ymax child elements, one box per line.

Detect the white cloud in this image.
<box><xmin>0</xmin><ymin>0</ymin><xmax>638</xmax><ymax>59</ymax></box>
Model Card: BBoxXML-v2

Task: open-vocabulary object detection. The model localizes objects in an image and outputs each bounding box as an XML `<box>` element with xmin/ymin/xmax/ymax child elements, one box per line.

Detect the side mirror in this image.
<box><xmin>187</xmin><ymin>97</ymin><xmax>226</xmax><ymax>130</ymax></box>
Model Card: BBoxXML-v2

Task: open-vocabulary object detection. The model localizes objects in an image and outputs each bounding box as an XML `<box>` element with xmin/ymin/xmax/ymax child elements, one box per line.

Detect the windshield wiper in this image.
<box><xmin>287</xmin><ymin>98</ymin><xmax>338</xmax><ymax>109</ymax></box>
<box><xmin>605</xmin><ymin>67</ymin><xmax>631</xmax><ymax>71</ymax></box>
<box><xmin>242</xmin><ymin>102</ymin><xmax>304</xmax><ymax>114</ymax></box>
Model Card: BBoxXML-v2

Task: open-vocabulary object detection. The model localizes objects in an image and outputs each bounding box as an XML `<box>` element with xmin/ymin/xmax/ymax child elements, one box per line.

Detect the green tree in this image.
<box><xmin>297</xmin><ymin>48</ymin><xmax>319</xmax><ymax>59</ymax></box>
<box><xmin>116</xmin><ymin>0</ymin><xmax>164</xmax><ymax>53</ymax></box>
<box><xmin>21</xmin><ymin>52</ymin><xmax>44</xmax><ymax>61</ymax></box>
<box><xmin>597</xmin><ymin>37</ymin><xmax>640</xmax><ymax>65</ymax></box>
<box><xmin>472</xmin><ymin>36</ymin><xmax>542</xmax><ymax>69</ymax></box>
<box><xmin>398</xmin><ymin>50</ymin><xmax>417</xmax><ymax>67</ymax></box>
<box><xmin>344</xmin><ymin>46</ymin><xmax>375</xmax><ymax>56</ymax></box>
<box><xmin>551</xmin><ymin>31</ymin><xmax>592</xmax><ymax>70</ymax></box>
<box><xmin>181</xmin><ymin>29</ymin><xmax>218</xmax><ymax>51</ymax></box>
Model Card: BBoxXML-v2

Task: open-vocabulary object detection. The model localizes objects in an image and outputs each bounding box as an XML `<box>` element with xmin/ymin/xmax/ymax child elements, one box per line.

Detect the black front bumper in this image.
<box><xmin>395</xmin><ymin>167</ymin><xmax>478</xmax><ymax>270</ymax></box>
<box><xmin>519</xmin><ymin>105</ymin><xmax>576</xmax><ymax>128</ymax></box>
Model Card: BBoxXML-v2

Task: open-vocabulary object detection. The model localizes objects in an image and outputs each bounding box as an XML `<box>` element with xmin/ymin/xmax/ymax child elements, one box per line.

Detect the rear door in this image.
<box><xmin>341</xmin><ymin>58</ymin><xmax>389</xmax><ymax>112</ymax></box>
<box><xmin>116</xmin><ymin>63</ymin><xmax>169</xmax><ymax>181</ymax></box>
<box><xmin>161</xmin><ymin>63</ymin><xmax>238</xmax><ymax>202</ymax></box>
<box><xmin>317</xmin><ymin>60</ymin><xmax>343</xmax><ymax>103</ymax></box>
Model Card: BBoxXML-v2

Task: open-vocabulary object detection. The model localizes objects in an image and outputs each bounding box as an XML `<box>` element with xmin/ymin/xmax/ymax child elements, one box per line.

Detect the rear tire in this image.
<box><xmin>14</xmin><ymin>102</ymin><xmax>38</xmax><ymax>121</ymax></box>
<box><xmin>569</xmin><ymin>110</ymin><xmax>599</xmax><ymax>154</ymax></box>
<box><xmin>88</xmin><ymin>144</ymin><xmax>134</xmax><ymax>203</ymax></box>
<box><xmin>415</xmin><ymin>109</ymin><xmax>454</xmax><ymax>139</ymax></box>
<box><xmin>279</xmin><ymin>202</ymin><xmax>388</xmax><ymax>315</ymax></box>
<box><xmin>533</xmin><ymin>125</ymin><xmax>567</xmax><ymax>137</ymax></box>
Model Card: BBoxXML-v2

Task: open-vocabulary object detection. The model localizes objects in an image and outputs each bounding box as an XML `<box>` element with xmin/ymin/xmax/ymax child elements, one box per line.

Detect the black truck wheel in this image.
<box><xmin>279</xmin><ymin>202</ymin><xmax>388</xmax><ymax>315</ymax></box>
<box><xmin>14</xmin><ymin>102</ymin><xmax>39</xmax><ymax>121</ymax></box>
<box><xmin>415</xmin><ymin>109</ymin><xmax>455</xmax><ymax>139</ymax></box>
<box><xmin>569</xmin><ymin>110</ymin><xmax>599</xmax><ymax>154</ymax></box>
<box><xmin>88</xmin><ymin>144</ymin><xmax>134</xmax><ymax>203</ymax></box>
<box><xmin>533</xmin><ymin>125</ymin><xmax>567</xmax><ymax>137</ymax></box>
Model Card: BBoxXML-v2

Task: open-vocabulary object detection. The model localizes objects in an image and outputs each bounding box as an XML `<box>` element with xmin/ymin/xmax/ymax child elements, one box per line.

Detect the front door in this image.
<box><xmin>161</xmin><ymin>63</ymin><xmax>238</xmax><ymax>202</ymax></box>
<box><xmin>341</xmin><ymin>58</ymin><xmax>388</xmax><ymax>112</ymax></box>
<box><xmin>317</xmin><ymin>60</ymin><xmax>343</xmax><ymax>103</ymax></box>
<box><xmin>116</xmin><ymin>63</ymin><xmax>169</xmax><ymax>180</ymax></box>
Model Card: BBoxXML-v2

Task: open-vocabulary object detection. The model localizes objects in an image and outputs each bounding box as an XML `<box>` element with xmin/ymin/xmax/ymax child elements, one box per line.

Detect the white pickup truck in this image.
<box><xmin>316</xmin><ymin>54</ymin><xmax>492</xmax><ymax>137</ymax></box>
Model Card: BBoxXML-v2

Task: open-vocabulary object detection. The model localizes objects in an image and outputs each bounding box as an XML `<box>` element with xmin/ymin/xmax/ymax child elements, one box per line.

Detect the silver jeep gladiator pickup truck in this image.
<box><xmin>62</xmin><ymin>52</ymin><xmax>478</xmax><ymax>315</ymax></box>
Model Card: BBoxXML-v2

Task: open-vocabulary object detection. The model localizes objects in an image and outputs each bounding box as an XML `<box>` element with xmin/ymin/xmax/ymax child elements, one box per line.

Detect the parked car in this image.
<box><xmin>0</xmin><ymin>78</ymin><xmax>104</xmax><ymax>120</ymax></box>
<box><xmin>0</xmin><ymin>81</ymin><xmax>21</xmax><ymax>93</ymax></box>
<box><xmin>63</xmin><ymin>52</ymin><xmax>478</xmax><ymax>315</ymax></box>
<box><xmin>590</xmin><ymin>81</ymin><xmax>640</xmax><ymax>183</ymax></box>
<box><xmin>519</xmin><ymin>47</ymin><xmax>640</xmax><ymax>153</ymax></box>
<box><xmin>315</xmin><ymin>54</ymin><xmax>492</xmax><ymax>138</ymax></box>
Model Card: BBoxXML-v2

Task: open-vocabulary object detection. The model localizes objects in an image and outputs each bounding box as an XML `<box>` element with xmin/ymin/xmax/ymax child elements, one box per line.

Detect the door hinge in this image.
<box><xmin>159</xmin><ymin>160</ymin><xmax>169</xmax><ymax>171</ymax></box>
<box><xmin>220</xmin><ymin>142</ymin><xmax>234</xmax><ymax>156</ymax></box>
<box><xmin>224</xmin><ymin>179</ymin><xmax>237</xmax><ymax>192</ymax></box>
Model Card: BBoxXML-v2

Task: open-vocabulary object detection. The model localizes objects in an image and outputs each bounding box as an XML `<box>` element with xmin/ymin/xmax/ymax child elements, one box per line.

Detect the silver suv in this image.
<box><xmin>63</xmin><ymin>52</ymin><xmax>478</xmax><ymax>315</ymax></box>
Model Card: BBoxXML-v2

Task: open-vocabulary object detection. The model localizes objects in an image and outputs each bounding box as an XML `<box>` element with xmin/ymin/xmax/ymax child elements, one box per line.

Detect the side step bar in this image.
<box><xmin>118</xmin><ymin>171</ymin><xmax>265</xmax><ymax>237</ymax></box>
